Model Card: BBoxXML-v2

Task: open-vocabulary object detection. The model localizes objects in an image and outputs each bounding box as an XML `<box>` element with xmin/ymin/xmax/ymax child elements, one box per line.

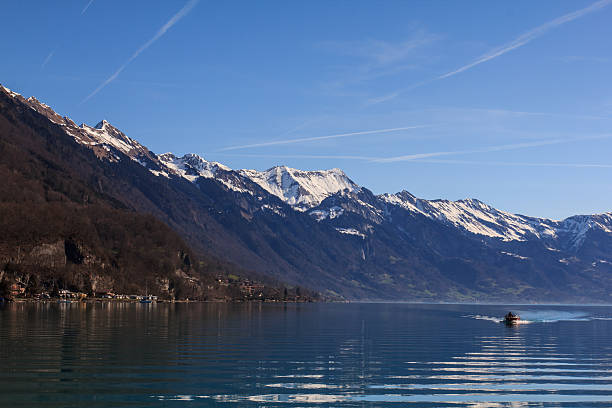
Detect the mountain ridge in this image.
<box><xmin>3</xmin><ymin>83</ymin><xmax>612</xmax><ymax>302</ymax></box>
<box><xmin>5</xmin><ymin>83</ymin><xmax>612</xmax><ymax>257</ymax></box>
<box><xmin>5</xmin><ymin>83</ymin><xmax>608</xmax><ymax>226</ymax></box>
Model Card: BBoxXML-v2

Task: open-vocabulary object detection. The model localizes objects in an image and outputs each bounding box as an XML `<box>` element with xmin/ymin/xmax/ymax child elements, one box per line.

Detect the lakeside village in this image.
<box><xmin>0</xmin><ymin>275</ymin><xmax>316</xmax><ymax>304</ymax></box>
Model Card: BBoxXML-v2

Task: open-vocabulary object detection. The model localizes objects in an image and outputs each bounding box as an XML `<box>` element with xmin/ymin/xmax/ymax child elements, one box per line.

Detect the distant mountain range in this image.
<box><xmin>2</xmin><ymin>83</ymin><xmax>612</xmax><ymax>302</ymax></box>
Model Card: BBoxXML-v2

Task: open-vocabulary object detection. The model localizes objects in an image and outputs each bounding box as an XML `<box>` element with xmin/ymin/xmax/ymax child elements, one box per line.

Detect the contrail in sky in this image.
<box><xmin>218</xmin><ymin>125</ymin><xmax>430</xmax><ymax>151</ymax></box>
<box><xmin>41</xmin><ymin>50</ymin><xmax>55</xmax><ymax>69</ymax></box>
<box><xmin>408</xmin><ymin>159</ymin><xmax>612</xmax><ymax>169</ymax></box>
<box><xmin>217</xmin><ymin>153</ymin><xmax>612</xmax><ymax>169</ymax></box>
<box><xmin>219</xmin><ymin>134</ymin><xmax>612</xmax><ymax>162</ymax></box>
<box><xmin>217</xmin><ymin>153</ymin><xmax>379</xmax><ymax>160</ymax></box>
<box><xmin>373</xmin><ymin>134</ymin><xmax>612</xmax><ymax>163</ymax></box>
<box><xmin>81</xmin><ymin>0</ymin><xmax>199</xmax><ymax>104</ymax></box>
<box><xmin>42</xmin><ymin>0</ymin><xmax>95</xmax><ymax>70</ymax></box>
<box><xmin>369</xmin><ymin>0</ymin><xmax>612</xmax><ymax>104</ymax></box>
<box><xmin>40</xmin><ymin>0</ymin><xmax>94</xmax><ymax>71</ymax></box>
<box><xmin>437</xmin><ymin>0</ymin><xmax>612</xmax><ymax>81</ymax></box>
<box><xmin>81</xmin><ymin>0</ymin><xmax>95</xmax><ymax>15</ymax></box>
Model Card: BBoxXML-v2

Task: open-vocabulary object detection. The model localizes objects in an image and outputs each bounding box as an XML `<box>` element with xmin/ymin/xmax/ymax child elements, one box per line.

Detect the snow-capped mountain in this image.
<box><xmin>4</xmin><ymin>83</ymin><xmax>610</xmax><ymax>253</ymax></box>
<box><xmin>158</xmin><ymin>152</ymin><xmax>231</xmax><ymax>181</ymax></box>
<box><xmin>3</xmin><ymin>82</ymin><xmax>612</xmax><ymax>302</ymax></box>
<box><xmin>380</xmin><ymin>191</ymin><xmax>558</xmax><ymax>241</ymax></box>
<box><xmin>238</xmin><ymin>166</ymin><xmax>359</xmax><ymax>211</ymax></box>
<box><xmin>377</xmin><ymin>191</ymin><xmax>612</xmax><ymax>250</ymax></box>
<box><xmin>8</xmin><ymin>87</ymin><xmax>159</xmax><ymax>166</ymax></box>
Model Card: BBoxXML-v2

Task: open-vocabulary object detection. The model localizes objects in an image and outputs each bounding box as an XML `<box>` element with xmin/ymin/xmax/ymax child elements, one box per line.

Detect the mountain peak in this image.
<box><xmin>183</xmin><ymin>152</ymin><xmax>206</xmax><ymax>164</ymax></box>
<box><xmin>78</xmin><ymin>119</ymin><xmax>141</xmax><ymax>158</ymax></box>
<box><xmin>90</xmin><ymin>119</ymin><xmax>129</xmax><ymax>140</ymax></box>
<box><xmin>393</xmin><ymin>190</ymin><xmax>416</xmax><ymax>198</ymax></box>
<box><xmin>158</xmin><ymin>152</ymin><xmax>177</xmax><ymax>162</ymax></box>
<box><xmin>158</xmin><ymin>152</ymin><xmax>231</xmax><ymax>181</ymax></box>
<box><xmin>94</xmin><ymin>119</ymin><xmax>110</xmax><ymax>129</ymax></box>
<box><xmin>266</xmin><ymin>165</ymin><xmax>347</xmax><ymax>177</ymax></box>
<box><xmin>238</xmin><ymin>165</ymin><xmax>359</xmax><ymax>210</ymax></box>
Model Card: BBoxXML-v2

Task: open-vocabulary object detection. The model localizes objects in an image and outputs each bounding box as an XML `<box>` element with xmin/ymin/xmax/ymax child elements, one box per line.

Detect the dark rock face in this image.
<box><xmin>1</xmin><ymin>84</ymin><xmax>611</xmax><ymax>303</ymax></box>
<box><xmin>64</xmin><ymin>239</ymin><xmax>85</xmax><ymax>265</ymax></box>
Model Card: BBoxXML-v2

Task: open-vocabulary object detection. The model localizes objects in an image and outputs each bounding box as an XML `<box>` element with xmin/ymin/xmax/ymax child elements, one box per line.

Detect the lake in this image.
<box><xmin>2</xmin><ymin>302</ymin><xmax>612</xmax><ymax>407</ymax></box>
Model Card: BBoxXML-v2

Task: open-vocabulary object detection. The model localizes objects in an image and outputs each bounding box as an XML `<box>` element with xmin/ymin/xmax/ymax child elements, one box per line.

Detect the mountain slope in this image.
<box><xmin>0</xmin><ymin>85</ymin><xmax>316</xmax><ymax>301</ymax></box>
<box><xmin>0</xmin><ymin>85</ymin><xmax>367</xmax><ymax>298</ymax></box>
<box><xmin>0</xmin><ymin>89</ymin><xmax>217</xmax><ymax>299</ymax></box>
<box><xmin>2</xmin><ymin>83</ymin><xmax>612</xmax><ymax>302</ymax></box>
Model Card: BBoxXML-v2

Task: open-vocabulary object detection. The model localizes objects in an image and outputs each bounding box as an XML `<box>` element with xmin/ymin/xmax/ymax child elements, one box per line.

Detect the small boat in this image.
<box><xmin>140</xmin><ymin>295</ymin><xmax>157</xmax><ymax>304</ymax></box>
<box><xmin>504</xmin><ymin>312</ymin><xmax>520</xmax><ymax>325</ymax></box>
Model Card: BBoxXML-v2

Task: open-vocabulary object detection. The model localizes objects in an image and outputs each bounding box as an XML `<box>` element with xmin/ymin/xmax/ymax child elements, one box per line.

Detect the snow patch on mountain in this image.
<box><xmin>381</xmin><ymin>191</ymin><xmax>558</xmax><ymax>241</ymax></box>
<box><xmin>260</xmin><ymin>204</ymin><xmax>286</xmax><ymax>217</ymax></box>
<box><xmin>501</xmin><ymin>251</ymin><xmax>529</xmax><ymax>260</ymax></box>
<box><xmin>80</xmin><ymin>121</ymin><xmax>137</xmax><ymax>156</ymax></box>
<box><xmin>25</xmin><ymin>97</ymin><xmax>67</xmax><ymax>125</ymax></box>
<box><xmin>310</xmin><ymin>206</ymin><xmax>345</xmax><ymax>221</ymax></box>
<box><xmin>1</xmin><ymin>84</ymin><xmax>19</xmax><ymax>97</ymax></box>
<box><xmin>381</xmin><ymin>191</ymin><xmax>612</xmax><ymax>250</ymax></box>
<box><xmin>157</xmin><ymin>153</ymin><xmax>257</xmax><ymax>194</ymax></box>
<box><xmin>426</xmin><ymin>198</ymin><xmax>558</xmax><ymax>241</ymax></box>
<box><xmin>155</xmin><ymin>158</ymin><xmax>361</xmax><ymax>207</ymax></box>
<box><xmin>150</xmin><ymin>169</ymin><xmax>171</xmax><ymax>178</ymax></box>
<box><xmin>159</xmin><ymin>153</ymin><xmax>230</xmax><ymax>182</ymax></box>
<box><xmin>557</xmin><ymin>213</ymin><xmax>612</xmax><ymax>249</ymax></box>
<box><xmin>239</xmin><ymin>166</ymin><xmax>359</xmax><ymax>211</ymax></box>
<box><xmin>78</xmin><ymin>120</ymin><xmax>165</xmax><ymax>167</ymax></box>
<box><xmin>335</xmin><ymin>227</ymin><xmax>366</xmax><ymax>239</ymax></box>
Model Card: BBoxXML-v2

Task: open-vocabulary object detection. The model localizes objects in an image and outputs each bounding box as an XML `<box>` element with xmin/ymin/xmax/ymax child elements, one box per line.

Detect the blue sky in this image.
<box><xmin>1</xmin><ymin>0</ymin><xmax>611</xmax><ymax>219</ymax></box>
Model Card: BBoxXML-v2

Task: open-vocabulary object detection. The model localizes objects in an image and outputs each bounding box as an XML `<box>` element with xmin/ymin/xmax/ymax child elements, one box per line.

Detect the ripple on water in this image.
<box><xmin>3</xmin><ymin>302</ymin><xmax>612</xmax><ymax>407</ymax></box>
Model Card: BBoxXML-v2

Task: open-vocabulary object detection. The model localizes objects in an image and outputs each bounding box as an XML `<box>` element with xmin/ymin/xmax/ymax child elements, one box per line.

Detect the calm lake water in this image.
<box><xmin>2</xmin><ymin>302</ymin><xmax>612</xmax><ymax>407</ymax></box>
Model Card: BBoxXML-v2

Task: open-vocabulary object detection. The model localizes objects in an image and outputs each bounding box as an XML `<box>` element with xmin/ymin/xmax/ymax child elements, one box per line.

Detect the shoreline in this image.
<box><xmin>0</xmin><ymin>297</ymin><xmax>318</xmax><ymax>304</ymax></box>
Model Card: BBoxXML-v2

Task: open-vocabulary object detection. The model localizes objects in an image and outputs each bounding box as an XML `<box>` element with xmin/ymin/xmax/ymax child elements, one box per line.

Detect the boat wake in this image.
<box><xmin>466</xmin><ymin>314</ymin><xmax>505</xmax><ymax>323</ymax></box>
<box><xmin>466</xmin><ymin>314</ymin><xmax>532</xmax><ymax>324</ymax></box>
<box><xmin>521</xmin><ymin>311</ymin><xmax>590</xmax><ymax>323</ymax></box>
<box><xmin>465</xmin><ymin>310</ymin><xmax>600</xmax><ymax>324</ymax></box>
